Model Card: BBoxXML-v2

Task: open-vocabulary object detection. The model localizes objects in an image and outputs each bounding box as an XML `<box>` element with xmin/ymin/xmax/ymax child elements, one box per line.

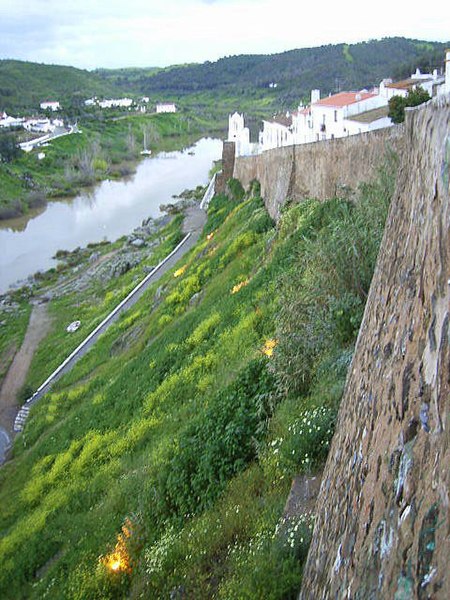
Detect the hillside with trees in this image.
<box><xmin>1</xmin><ymin>38</ymin><xmax>448</xmax><ymax>115</ymax></box>
<box><xmin>0</xmin><ymin>60</ymin><xmax>122</xmax><ymax>113</ymax></box>
<box><xmin>96</xmin><ymin>37</ymin><xmax>449</xmax><ymax>106</ymax></box>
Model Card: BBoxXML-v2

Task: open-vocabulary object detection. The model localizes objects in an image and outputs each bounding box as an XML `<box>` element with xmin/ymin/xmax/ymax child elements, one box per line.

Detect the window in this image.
<box><xmin>334</xmin><ymin>110</ymin><xmax>338</xmax><ymax>122</ymax></box>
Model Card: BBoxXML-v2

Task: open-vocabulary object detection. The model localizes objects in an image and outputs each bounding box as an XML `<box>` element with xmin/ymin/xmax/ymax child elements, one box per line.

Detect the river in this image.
<box><xmin>0</xmin><ymin>137</ymin><xmax>222</xmax><ymax>294</ymax></box>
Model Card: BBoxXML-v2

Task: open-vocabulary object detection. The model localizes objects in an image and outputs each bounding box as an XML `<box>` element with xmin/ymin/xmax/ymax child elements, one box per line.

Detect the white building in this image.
<box><xmin>344</xmin><ymin>106</ymin><xmax>392</xmax><ymax>136</ymax></box>
<box><xmin>40</xmin><ymin>101</ymin><xmax>60</xmax><ymax>112</ymax></box>
<box><xmin>23</xmin><ymin>118</ymin><xmax>56</xmax><ymax>134</ymax></box>
<box><xmin>156</xmin><ymin>103</ymin><xmax>177</xmax><ymax>113</ymax></box>
<box><xmin>227</xmin><ymin>112</ymin><xmax>259</xmax><ymax>156</ymax></box>
<box><xmin>236</xmin><ymin>51</ymin><xmax>449</xmax><ymax>153</ymax></box>
<box><xmin>443</xmin><ymin>49</ymin><xmax>450</xmax><ymax>95</ymax></box>
<box><xmin>380</xmin><ymin>66</ymin><xmax>445</xmax><ymax>100</ymax></box>
<box><xmin>259</xmin><ymin>113</ymin><xmax>294</xmax><ymax>151</ymax></box>
<box><xmin>0</xmin><ymin>113</ymin><xmax>24</xmax><ymax>128</ymax></box>
<box><xmin>98</xmin><ymin>98</ymin><xmax>133</xmax><ymax>109</ymax></box>
<box><xmin>294</xmin><ymin>90</ymin><xmax>389</xmax><ymax>144</ymax></box>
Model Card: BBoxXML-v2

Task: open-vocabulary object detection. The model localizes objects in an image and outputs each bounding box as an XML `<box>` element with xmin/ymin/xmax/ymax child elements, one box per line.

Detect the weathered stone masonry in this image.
<box><xmin>233</xmin><ymin>126</ymin><xmax>404</xmax><ymax>220</ymax></box>
<box><xmin>299</xmin><ymin>98</ymin><xmax>450</xmax><ymax>599</ymax></box>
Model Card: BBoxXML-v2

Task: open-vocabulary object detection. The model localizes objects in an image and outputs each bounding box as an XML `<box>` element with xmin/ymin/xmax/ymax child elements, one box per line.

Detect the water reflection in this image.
<box><xmin>0</xmin><ymin>137</ymin><xmax>222</xmax><ymax>293</ymax></box>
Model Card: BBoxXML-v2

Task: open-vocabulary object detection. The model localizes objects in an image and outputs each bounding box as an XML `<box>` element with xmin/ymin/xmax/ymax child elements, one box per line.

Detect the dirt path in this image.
<box><xmin>0</xmin><ymin>303</ymin><xmax>52</xmax><ymax>436</ymax></box>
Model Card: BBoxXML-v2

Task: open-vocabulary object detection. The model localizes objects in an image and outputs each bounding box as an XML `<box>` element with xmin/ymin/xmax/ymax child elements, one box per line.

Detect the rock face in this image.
<box><xmin>300</xmin><ymin>97</ymin><xmax>450</xmax><ymax>599</ymax></box>
<box><xmin>233</xmin><ymin>126</ymin><xmax>404</xmax><ymax>220</ymax></box>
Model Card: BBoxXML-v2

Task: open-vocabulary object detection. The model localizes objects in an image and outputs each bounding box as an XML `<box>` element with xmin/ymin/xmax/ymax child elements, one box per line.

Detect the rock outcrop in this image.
<box><xmin>300</xmin><ymin>97</ymin><xmax>450</xmax><ymax>599</ymax></box>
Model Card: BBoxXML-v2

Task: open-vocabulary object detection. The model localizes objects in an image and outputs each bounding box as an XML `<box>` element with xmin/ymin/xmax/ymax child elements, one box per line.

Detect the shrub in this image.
<box><xmin>270</xmin><ymin>406</ymin><xmax>336</xmax><ymax>477</ymax></box>
<box><xmin>388</xmin><ymin>85</ymin><xmax>430</xmax><ymax>123</ymax></box>
<box><xmin>227</xmin><ymin>177</ymin><xmax>245</xmax><ymax>201</ymax></box>
<box><xmin>155</xmin><ymin>358</ymin><xmax>277</xmax><ymax>519</ymax></box>
<box><xmin>217</xmin><ymin>513</ymin><xmax>314</xmax><ymax>600</ymax></box>
<box><xmin>274</xmin><ymin>160</ymin><xmax>395</xmax><ymax>398</ymax></box>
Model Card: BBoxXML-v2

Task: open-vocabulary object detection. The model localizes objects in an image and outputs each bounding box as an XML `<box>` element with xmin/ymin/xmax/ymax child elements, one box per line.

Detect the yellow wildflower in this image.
<box><xmin>262</xmin><ymin>338</ymin><xmax>278</xmax><ymax>357</ymax></box>
<box><xmin>174</xmin><ymin>264</ymin><xmax>187</xmax><ymax>278</ymax></box>
<box><xmin>230</xmin><ymin>279</ymin><xmax>249</xmax><ymax>295</ymax></box>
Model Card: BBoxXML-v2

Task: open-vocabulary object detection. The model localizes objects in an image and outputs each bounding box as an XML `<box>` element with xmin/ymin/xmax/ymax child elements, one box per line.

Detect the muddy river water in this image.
<box><xmin>0</xmin><ymin>137</ymin><xmax>222</xmax><ymax>294</ymax></box>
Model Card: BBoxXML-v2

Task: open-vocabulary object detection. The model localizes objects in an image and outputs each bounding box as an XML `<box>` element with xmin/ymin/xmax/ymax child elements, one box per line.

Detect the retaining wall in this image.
<box><xmin>300</xmin><ymin>97</ymin><xmax>450</xmax><ymax>599</ymax></box>
<box><xmin>233</xmin><ymin>126</ymin><xmax>404</xmax><ymax>220</ymax></box>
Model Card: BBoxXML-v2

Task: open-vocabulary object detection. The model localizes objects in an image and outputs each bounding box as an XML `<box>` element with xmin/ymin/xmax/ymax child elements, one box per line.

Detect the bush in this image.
<box><xmin>218</xmin><ymin>514</ymin><xmax>314</xmax><ymax>600</ymax></box>
<box><xmin>388</xmin><ymin>85</ymin><xmax>430</xmax><ymax>123</ymax></box>
<box><xmin>156</xmin><ymin>358</ymin><xmax>277</xmax><ymax>519</ymax></box>
<box><xmin>273</xmin><ymin>406</ymin><xmax>336</xmax><ymax>477</ymax></box>
<box><xmin>227</xmin><ymin>177</ymin><xmax>245</xmax><ymax>201</ymax></box>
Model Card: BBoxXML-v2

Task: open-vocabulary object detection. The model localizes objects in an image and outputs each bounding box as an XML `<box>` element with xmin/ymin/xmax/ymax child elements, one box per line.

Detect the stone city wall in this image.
<box><xmin>233</xmin><ymin>126</ymin><xmax>404</xmax><ymax>220</ymax></box>
<box><xmin>300</xmin><ymin>97</ymin><xmax>450</xmax><ymax>599</ymax></box>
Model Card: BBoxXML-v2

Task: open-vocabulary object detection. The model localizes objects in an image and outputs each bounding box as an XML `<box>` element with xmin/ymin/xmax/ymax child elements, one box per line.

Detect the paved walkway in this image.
<box><xmin>0</xmin><ymin>202</ymin><xmax>208</xmax><ymax>464</ymax></box>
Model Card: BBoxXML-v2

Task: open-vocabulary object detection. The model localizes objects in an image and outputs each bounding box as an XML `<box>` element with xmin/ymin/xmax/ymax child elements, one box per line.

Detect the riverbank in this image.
<box><xmin>0</xmin><ymin>191</ymin><xmax>206</xmax><ymax>461</ymax></box>
<box><xmin>0</xmin><ymin>137</ymin><xmax>222</xmax><ymax>293</ymax></box>
<box><xmin>0</xmin><ymin>111</ymin><xmax>224</xmax><ymax>220</ymax></box>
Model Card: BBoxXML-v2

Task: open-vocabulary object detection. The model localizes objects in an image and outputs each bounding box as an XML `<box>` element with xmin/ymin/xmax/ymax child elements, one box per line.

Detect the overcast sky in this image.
<box><xmin>0</xmin><ymin>0</ymin><xmax>449</xmax><ymax>70</ymax></box>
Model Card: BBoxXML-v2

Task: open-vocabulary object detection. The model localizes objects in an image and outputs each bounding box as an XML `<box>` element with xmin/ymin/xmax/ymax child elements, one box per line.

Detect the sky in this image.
<box><xmin>0</xmin><ymin>0</ymin><xmax>449</xmax><ymax>70</ymax></box>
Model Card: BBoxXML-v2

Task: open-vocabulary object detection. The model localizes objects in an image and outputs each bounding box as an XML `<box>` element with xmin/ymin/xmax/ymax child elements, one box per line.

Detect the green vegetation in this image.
<box><xmin>0</xmin><ymin>60</ymin><xmax>121</xmax><ymax>113</ymax></box>
<box><xmin>0</xmin><ymin>295</ymin><xmax>31</xmax><ymax>384</ymax></box>
<box><xmin>0</xmin><ymin>112</ymin><xmax>222</xmax><ymax>218</ymax></box>
<box><xmin>0</xmin><ymin>36</ymin><xmax>446</xmax><ymax>218</ymax></box>
<box><xmin>2</xmin><ymin>37</ymin><xmax>447</xmax><ymax>117</ymax></box>
<box><xmin>0</xmin><ymin>152</ymin><xmax>396</xmax><ymax>598</ymax></box>
<box><xmin>96</xmin><ymin>37</ymin><xmax>448</xmax><ymax>107</ymax></box>
<box><xmin>388</xmin><ymin>85</ymin><xmax>431</xmax><ymax>123</ymax></box>
<box><xmin>342</xmin><ymin>44</ymin><xmax>354</xmax><ymax>64</ymax></box>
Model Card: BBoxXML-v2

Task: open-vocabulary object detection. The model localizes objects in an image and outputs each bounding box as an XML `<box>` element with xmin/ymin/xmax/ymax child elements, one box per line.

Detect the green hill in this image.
<box><xmin>96</xmin><ymin>37</ymin><xmax>449</xmax><ymax>106</ymax></box>
<box><xmin>0</xmin><ymin>60</ymin><xmax>123</xmax><ymax>113</ymax></box>
<box><xmin>2</xmin><ymin>37</ymin><xmax>448</xmax><ymax>115</ymax></box>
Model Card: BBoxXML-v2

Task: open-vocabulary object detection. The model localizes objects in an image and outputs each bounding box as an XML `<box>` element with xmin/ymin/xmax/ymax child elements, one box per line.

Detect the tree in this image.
<box><xmin>388</xmin><ymin>95</ymin><xmax>406</xmax><ymax>124</ymax></box>
<box><xmin>406</xmin><ymin>85</ymin><xmax>431</xmax><ymax>108</ymax></box>
<box><xmin>388</xmin><ymin>85</ymin><xmax>431</xmax><ymax>124</ymax></box>
<box><xmin>0</xmin><ymin>133</ymin><xmax>20</xmax><ymax>162</ymax></box>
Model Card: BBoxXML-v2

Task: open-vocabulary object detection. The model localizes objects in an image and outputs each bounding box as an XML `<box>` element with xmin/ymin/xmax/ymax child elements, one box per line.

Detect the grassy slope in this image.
<box><xmin>0</xmin><ymin>60</ymin><xmax>121</xmax><ymax>113</ymax></box>
<box><xmin>0</xmin><ymin>154</ymin><xmax>394</xmax><ymax>599</ymax></box>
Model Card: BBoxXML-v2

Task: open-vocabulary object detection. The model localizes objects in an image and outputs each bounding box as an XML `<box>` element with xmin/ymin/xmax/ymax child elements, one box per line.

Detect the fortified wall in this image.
<box><xmin>300</xmin><ymin>97</ymin><xmax>450</xmax><ymax>598</ymax></box>
<box><xmin>233</xmin><ymin>126</ymin><xmax>404</xmax><ymax>220</ymax></box>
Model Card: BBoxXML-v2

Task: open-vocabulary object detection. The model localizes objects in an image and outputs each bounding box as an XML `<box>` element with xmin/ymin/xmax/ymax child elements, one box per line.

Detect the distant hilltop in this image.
<box><xmin>1</xmin><ymin>38</ymin><xmax>449</xmax><ymax>112</ymax></box>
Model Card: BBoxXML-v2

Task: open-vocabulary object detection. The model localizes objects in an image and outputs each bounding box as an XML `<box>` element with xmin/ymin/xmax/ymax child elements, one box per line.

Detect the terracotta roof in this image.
<box><xmin>314</xmin><ymin>91</ymin><xmax>377</xmax><ymax>108</ymax></box>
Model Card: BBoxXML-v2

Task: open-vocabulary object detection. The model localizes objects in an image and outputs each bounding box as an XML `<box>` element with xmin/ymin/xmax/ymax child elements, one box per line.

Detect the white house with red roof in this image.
<box><xmin>232</xmin><ymin>51</ymin><xmax>448</xmax><ymax>153</ymax></box>
<box><xmin>292</xmin><ymin>89</ymin><xmax>389</xmax><ymax>144</ymax></box>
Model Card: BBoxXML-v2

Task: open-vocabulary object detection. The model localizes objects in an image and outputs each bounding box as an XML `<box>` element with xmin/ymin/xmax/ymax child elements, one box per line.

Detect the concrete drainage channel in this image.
<box><xmin>8</xmin><ymin>176</ymin><xmax>217</xmax><ymax>448</ymax></box>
